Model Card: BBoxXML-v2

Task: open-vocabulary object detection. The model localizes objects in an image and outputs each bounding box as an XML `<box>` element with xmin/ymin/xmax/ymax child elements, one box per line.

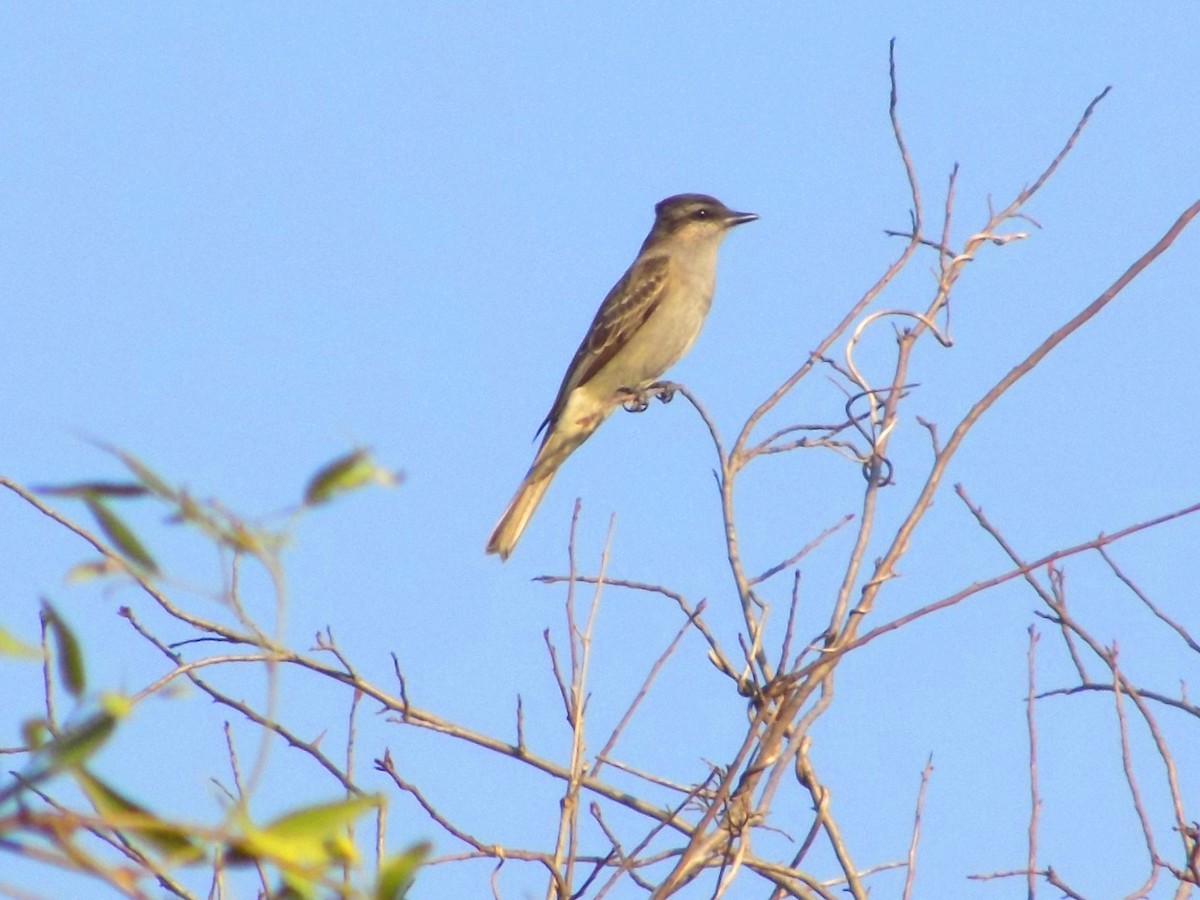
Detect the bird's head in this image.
<box><xmin>651</xmin><ymin>194</ymin><xmax>758</xmax><ymax>243</ymax></box>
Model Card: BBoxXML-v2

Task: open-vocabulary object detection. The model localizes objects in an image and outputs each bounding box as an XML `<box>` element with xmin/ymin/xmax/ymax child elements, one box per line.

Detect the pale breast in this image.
<box><xmin>585</xmin><ymin>249</ymin><xmax>718</xmax><ymax>398</ymax></box>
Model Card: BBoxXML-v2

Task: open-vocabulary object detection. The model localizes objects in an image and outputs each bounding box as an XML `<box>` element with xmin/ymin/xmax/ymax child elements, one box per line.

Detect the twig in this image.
<box><xmin>591</xmin><ymin>600</ymin><xmax>706</xmax><ymax>777</ymax></box>
<box><xmin>223</xmin><ymin>723</ymin><xmax>270</xmax><ymax>896</ymax></box>
<box><xmin>1026</xmin><ymin>627</ymin><xmax>1041</xmax><ymax>900</ymax></box>
<box><xmin>969</xmin><ymin>867</ymin><xmax>1087</xmax><ymax>899</ymax></box>
<box><xmin>750</xmin><ymin>515</ymin><xmax>855</xmax><ymax>586</ymax></box>
<box><xmin>795</xmin><ymin>738</ymin><xmax>863</xmax><ymax>899</ymax></box>
<box><xmin>1108</xmin><ymin>650</ymin><xmax>1160</xmax><ymax>899</ymax></box>
<box><xmin>548</xmin><ymin>511</ymin><xmax>611</xmax><ymax>899</ymax></box>
<box><xmin>902</xmin><ymin>755</ymin><xmax>933</xmax><ymax>900</ymax></box>
<box><xmin>828</xmin><ymin>496</ymin><xmax>1200</xmax><ymax>662</ymax></box>
<box><xmin>533</xmin><ymin>574</ymin><xmax>738</xmax><ymax>686</ymax></box>
<box><xmin>595</xmin><ymin>770</ymin><xmax>720</xmax><ymax>899</ymax></box>
<box><xmin>121</xmin><ymin>608</ymin><xmax>360</xmax><ymax>794</ymax></box>
<box><xmin>377</xmin><ymin>751</ymin><xmax>558</xmax><ymax>878</ymax></box>
<box><xmin>1098</xmin><ymin>547</ymin><xmax>1200</xmax><ymax>654</ymax></box>
<box><xmin>847</xmin><ymin>161</ymin><xmax>1195</xmax><ymax>637</ymax></box>
<box><xmin>777</xmin><ymin>572</ymin><xmax>801</xmax><ymax>675</ymax></box>
<box><xmin>1035</xmin><ymin>683</ymin><xmax>1200</xmax><ymax>720</ymax></box>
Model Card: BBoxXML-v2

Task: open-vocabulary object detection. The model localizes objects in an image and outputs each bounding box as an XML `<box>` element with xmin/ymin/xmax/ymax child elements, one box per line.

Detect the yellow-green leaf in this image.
<box><xmin>224</xmin><ymin>522</ymin><xmax>266</xmax><ymax>554</ymax></box>
<box><xmin>0</xmin><ymin>625</ymin><xmax>40</xmax><ymax>659</ymax></box>
<box><xmin>65</xmin><ymin>558</ymin><xmax>121</xmax><ymax>584</ymax></box>
<box><xmin>0</xmin><ymin>706</ymin><xmax>129</xmax><ymax>806</ymax></box>
<box><xmin>235</xmin><ymin>794</ymin><xmax>382</xmax><ymax>872</ymax></box>
<box><xmin>83</xmin><ymin>496</ymin><xmax>158</xmax><ymax>574</ymax></box>
<box><xmin>22</xmin><ymin>718</ymin><xmax>49</xmax><ymax>750</ymax></box>
<box><xmin>376</xmin><ymin>841</ymin><xmax>429</xmax><ymax>900</ymax></box>
<box><xmin>277</xmin><ymin>871</ymin><xmax>318</xmax><ymax>899</ymax></box>
<box><xmin>303</xmin><ymin>449</ymin><xmax>377</xmax><ymax>506</ymax></box>
<box><xmin>113</xmin><ymin>449</ymin><xmax>175</xmax><ymax>499</ymax></box>
<box><xmin>47</xmin><ymin>710</ymin><xmax>118</xmax><ymax>769</ymax></box>
<box><xmin>98</xmin><ymin>691</ymin><xmax>133</xmax><ymax>720</ymax></box>
<box><xmin>75</xmin><ymin>768</ymin><xmax>201</xmax><ymax>861</ymax></box>
<box><xmin>42</xmin><ymin>603</ymin><xmax>85</xmax><ymax>698</ymax></box>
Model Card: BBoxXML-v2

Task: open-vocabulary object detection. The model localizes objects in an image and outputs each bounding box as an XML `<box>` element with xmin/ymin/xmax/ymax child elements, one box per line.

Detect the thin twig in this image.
<box><xmin>1108</xmin><ymin>650</ymin><xmax>1160</xmax><ymax>899</ymax></box>
<box><xmin>1026</xmin><ymin>627</ymin><xmax>1041</xmax><ymax>900</ymax></box>
<box><xmin>591</xmin><ymin>600</ymin><xmax>706</xmax><ymax>777</ymax></box>
<box><xmin>827</xmin><ymin>496</ymin><xmax>1200</xmax><ymax>663</ymax></box>
<box><xmin>795</xmin><ymin>738</ymin><xmax>863</xmax><ymax>899</ymax></box>
<box><xmin>902</xmin><ymin>755</ymin><xmax>933</xmax><ymax>900</ymax></box>
<box><xmin>1098</xmin><ymin>547</ymin><xmax>1200</xmax><ymax>654</ymax></box>
<box><xmin>750</xmin><ymin>515</ymin><xmax>855</xmax><ymax>586</ymax></box>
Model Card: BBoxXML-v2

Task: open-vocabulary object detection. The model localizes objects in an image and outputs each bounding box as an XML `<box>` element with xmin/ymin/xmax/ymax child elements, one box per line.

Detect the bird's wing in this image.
<box><xmin>536</xmin><ymin>254</ymin><xmax>670</xmax><ymax>439</ymax></box>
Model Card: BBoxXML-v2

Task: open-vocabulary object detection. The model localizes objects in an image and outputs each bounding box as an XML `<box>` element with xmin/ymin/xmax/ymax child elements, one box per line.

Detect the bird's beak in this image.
<box><xmin>724</xmin><ymin>210</ymin><xmax>759</xmax><ymax>227</ymax></box>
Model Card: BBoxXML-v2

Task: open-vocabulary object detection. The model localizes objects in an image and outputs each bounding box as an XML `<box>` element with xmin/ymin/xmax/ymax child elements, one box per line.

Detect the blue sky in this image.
<box><xmin>2</xmin><ymin>4</ymin><xmax>1199</xmax><ymax>897</ymax></box>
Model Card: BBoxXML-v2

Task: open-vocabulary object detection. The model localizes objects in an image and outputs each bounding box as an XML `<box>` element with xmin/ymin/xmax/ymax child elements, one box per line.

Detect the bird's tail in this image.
<box><xmin>486</xmin><ymin>411</ymin><xmax>603</xmax><ymax>561</ymax></box>
<box><xmin>485</xmin><ymin>471</ymin><xmax>555</xmax><ymax>561</ymax></box>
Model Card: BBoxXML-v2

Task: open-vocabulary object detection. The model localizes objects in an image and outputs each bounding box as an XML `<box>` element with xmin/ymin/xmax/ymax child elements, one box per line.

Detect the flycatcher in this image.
<box><xmin>486</xmin><ymin>193</ymin><xmax>757</xmax><ymax>560</ymax></box>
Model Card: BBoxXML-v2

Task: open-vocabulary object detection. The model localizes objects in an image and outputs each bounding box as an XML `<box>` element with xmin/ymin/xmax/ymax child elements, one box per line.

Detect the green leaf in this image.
<box><xmin>303</xmin><ymin>449</ymin><xmax>376</xmax><ymax>506</ymax></box>
<box><xmin>75</xmin><ymin>768</ymin><xmax>202</xmax><ymax>861</ymax></box>
<box><xmin>41</xmin><ymin>603</ymin><xmax>85</xmax><ymax>698</ymax></box>
<box><xmin>303</xmin><ymin>449</ymin><xmax>402</xmax><ymax>507</ymax></box>
<box><xmin>0</xmin><ymin>710</ymin><xmax>124</xmax><ymax>809</ymax></box>
<box><xmin>276</xmin><ymin>872</ymin><xmax>317</xmax><ymax>899</ymax></box>
<box><xmin>376</xmin><ymin>842</ymin><xmax>430</xmax><ymax>900</ymax></box>
<box><xmin>47</xmin><ymin>710</ymin><xmax>119</xmax><ymax>769</ymax></box>
<box><xmin>98</xmin><ymin>691</ymin><xmax>133</xmax><ymax>720</ymax></box>
<box><xmin>113</xmin><ymin>448</ymin><xmax>175</xmax><ymax>499</ymax></box>
<box><xmin>21</xmin><ymin>718</ymin><xmax>49</xmax><ymax>750</ymax></box>
<box><xmin>83</xmin><ymin>496</ymin><xmax>158</xmax><ymax>574</ymax></box>
<box><xmin>233</xmin><ymin>794</ymin><xmax>382</xmax><ymax>872</ymax></box>
<box><xmin>65</xmin><ymin>558</ymin><xmax>119</xmax><ymax>584</ymax></box>
<box><xmin>0</xmin><ymin>625</ymin><xmax>40</xmax><ymax>659</ymax></box>
<box><xmin>224</xmin><ymin>523</ymin><xmax>269</xmax><ymax>555</ymax></box>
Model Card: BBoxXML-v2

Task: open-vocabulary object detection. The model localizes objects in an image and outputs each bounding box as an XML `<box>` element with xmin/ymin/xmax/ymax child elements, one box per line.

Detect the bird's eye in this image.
<box><xmin>692</xmin><ymin>208</ymin><xmax>711</xmax><ymax>220</ymax></box>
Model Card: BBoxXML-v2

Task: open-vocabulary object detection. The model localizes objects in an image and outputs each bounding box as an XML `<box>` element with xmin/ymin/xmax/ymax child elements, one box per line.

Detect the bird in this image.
<box><xmin>485</xmin><ymin>193</ymin><xmax>757</xmax><ymax>561</ymax></box>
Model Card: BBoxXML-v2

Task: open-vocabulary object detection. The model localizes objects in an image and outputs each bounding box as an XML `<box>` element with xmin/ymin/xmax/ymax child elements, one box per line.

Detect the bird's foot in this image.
<box><xmin>619</xmin><ymin>381</ymin><xmax>678</xmax><ymax>413</ymax></box>
<box><xmin>619</xmin><ymin>387</ymin><xmax>652</xmax><ymax>413</ymax></box>
<box><xmin>651</xmin><ymin>381</ymin><xmax>677</xmax><ymax>404</ymax></box>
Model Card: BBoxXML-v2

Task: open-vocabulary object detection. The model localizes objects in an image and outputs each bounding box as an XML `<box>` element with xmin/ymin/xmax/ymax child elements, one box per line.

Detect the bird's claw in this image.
<box><xmin>620</xmin><ymin>381</ymin><xmax>678</xmax><ymax>413</ymax></box>
<box><xmin>621</xmin><ymin>388</ymin><xmax>651</xmax><ymax>413</ymax></box>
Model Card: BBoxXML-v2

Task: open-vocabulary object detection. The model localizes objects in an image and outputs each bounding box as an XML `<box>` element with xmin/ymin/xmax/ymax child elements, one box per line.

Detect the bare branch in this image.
<box><xmin>1099</xmin><ymin>547</ymin><xmax>1200</xmax><ymax>654</ymax></box>
<box><xmin>902</xmin><ymin>755</ymin><xmax>934</xmax><ymax>900</ymax></box>
<box><xmin>1108</xmin><ymin>651</ymin><xmax>1160</xmax><ymax>899</ymax></box>
<box><xmin>1026</xmin><ymin>627</ymin><xmax>1041</xmax><ymax>900</ymax></box>
<box><xmin>592</xmin><ymin>600</ymin><xmax>706</xmax><ymax>778</ymax></box>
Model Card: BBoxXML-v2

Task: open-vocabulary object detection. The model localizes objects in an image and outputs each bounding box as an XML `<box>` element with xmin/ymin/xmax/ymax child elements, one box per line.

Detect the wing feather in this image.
<box><xmin>536</xmin><ymin>255</ymin><xmax>670</xmax><ymax>438</ymax></box>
